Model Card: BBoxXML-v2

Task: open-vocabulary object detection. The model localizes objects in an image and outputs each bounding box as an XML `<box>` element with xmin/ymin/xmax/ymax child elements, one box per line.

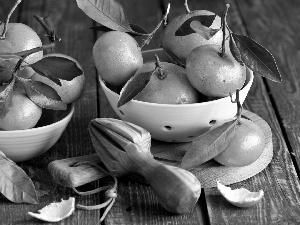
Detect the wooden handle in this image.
<box><xmin>126</xmin><ymin>145</ymin><xmax>201</xmax><ymax>214</ymax></box>
<box><xmin>47</xmin><ymin>153</ymin><xmax>106</xmax><ymax>188</ymax></box>
<box><xmin>141</xmin><ymin>158</ymin><xmax>201</xmax><ymax>214</ymax></box>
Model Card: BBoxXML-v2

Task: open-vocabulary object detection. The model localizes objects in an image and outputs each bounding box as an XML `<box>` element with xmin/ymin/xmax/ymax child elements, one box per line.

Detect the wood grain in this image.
<box><xmin>0</xmin><ymin>0</ymin><xmax>300</xmax><ymax>224</ymax></box>
<box><xmin>203</xmin><ymin>0</ymin><xmax>300</xmax><ymax>224</ymax></box>
<box><xmin>0</xmin><ymin>0</ymin><xmax>100</xmax><ymax>224</ymax></box>
<box><xmin>96</xmin><ymin>1</ymin><xmax>206</xmax><ymax>224</ymax></box>
<box><xmin>237</xmin><ymin>0</ymin><xmax>300</xmax><ymax>175</ymax></box>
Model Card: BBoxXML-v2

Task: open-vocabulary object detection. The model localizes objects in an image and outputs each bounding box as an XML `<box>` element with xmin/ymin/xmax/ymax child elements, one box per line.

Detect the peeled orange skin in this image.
<box><xmin>93</xmin><ymin>31</ymin><xmax>143</xmax><ymax>87</ymax></box>
<box><xmin>186</xmin><ymin>44</ymin><xmax>246</xmax><ymax>98</ymax></box>
<box><xmin>134</xmin><ymin>62</ymin><xmax>200</xmax><ymax>104</ymax></box>
<box><xmin>213</xmin><ymin>118</ymin><xmax>266</xmax><ymax>167</ymax></box>
<box><xmin>31</xmin><ymin>53</ymin><xmax>86</xmax><ymax>104</ymax></box>
<box><xmin>0</xmin><ymin>23</ymin><xmax>43</xmax><ymax>79</ymax></box>
<box><xmin>0</xmin><ymin>85</ymin><xmax>42</xmax><ymax>131</ymax></box>
<box><xmin>161</xmin><ymin>10</ymin><xmax>225</xmax><ymax>65</ymax></box>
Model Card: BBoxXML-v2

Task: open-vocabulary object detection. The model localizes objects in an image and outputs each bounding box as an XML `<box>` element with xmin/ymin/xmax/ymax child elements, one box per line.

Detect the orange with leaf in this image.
<box><xmin>118</xmin><ymin>55</ymin><xmax>200</xmax><ymax>107</ymax></box>
<box><xmin>161</xmin><ymin>0</ymin><xmax>226</xmax><ymax>66</ymax></box>
<box><xmin>81</xmin><ymin>0</ymin><xmax>281</xmax><ymax>108</ymax></box>
<box><xmin>0</xmin><ymin>0</ymin><xmax>86</xmax><ymax>209</ymax></box>
<box><xmin>181</xmin><ymin>90</ymin><xmax>266</xmax><ymax>169</ymax></box>
<box><xmin>0</xmin><ymin>0</ymin><xmax>85</xmax><ymax>131</ymax></box>
<box><xmin>0</xmin><ymin>48</ymin><xmax>84</xmax><ymax>130</ymax></box>
<box><xmin>0</xmin><ymin>1</ymin><xmax>43</xmax><ymax>80</ymax></box>
<box><xmin>77</xmin><ymin>0</ymin><xmax>282</xmax><ymax>140</ymax></box>
<box><xmin>0</xmin><ymin>82</ymin><xmax>42</xmax><ymax>131</ymax></box>
<box><xmin>31</xmin><ymin>53</ymin><xmax>85</xmax><ymax>104</ymax></box>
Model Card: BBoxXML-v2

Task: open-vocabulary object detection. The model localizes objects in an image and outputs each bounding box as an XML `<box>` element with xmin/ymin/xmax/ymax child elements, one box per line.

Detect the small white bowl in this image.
<box><xmin>99</xmin><ymin>48</ymin><xmax>253</xmax><ymax>142</ymax></box>
<box><xmin>0</xmin><ymin>104</ymin><xmax>74</xmax><ymax>162</ymax></box>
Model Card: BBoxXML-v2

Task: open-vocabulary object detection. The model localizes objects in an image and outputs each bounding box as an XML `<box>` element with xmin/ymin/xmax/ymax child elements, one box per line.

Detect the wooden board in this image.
<box><xmin>2</xmin><ymin>0</ymin><xmax>300</xmax><ymax>224</ymax></box>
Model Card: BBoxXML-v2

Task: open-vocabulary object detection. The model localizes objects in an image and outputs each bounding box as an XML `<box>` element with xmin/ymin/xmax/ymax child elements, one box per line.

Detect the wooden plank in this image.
<box><xmin>95</xmin><ymin>0</ymin><xmax>207</xmax><ymax>224</ymax></box>
<box><xmin>237</xmin><ymin>0</ymin><xmax>300</xmax><ymax>171</ymax></box>
<box><xmin>0</xmin><ymin>0</ymin><xmax>101</xmax><ymax>224</ymax></box>
<box><xmin>201</xmin><ymin>0</ymin><xmax>300</xmax><ymax>224</ymax></box>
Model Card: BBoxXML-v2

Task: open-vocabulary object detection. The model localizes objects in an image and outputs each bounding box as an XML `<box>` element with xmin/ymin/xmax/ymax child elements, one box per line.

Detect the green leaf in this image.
<box><xmin>117</xmin><ymin>70</ymin><xmax>155</xmax><ymax>108</ymax></box>
<box><xmin>0</xmin><ymin>57</ymin><xmax>17</xmax><ymax>83</ymax></box>
<box><xmin>17</xmin><ymin>77</ymin><xmax>67</xmax><ymax>110</ymax></box>
<box><xmin>0</xmin><ymin>76</ymin><xmax>15</xmax><ymax>118</ymax></box>
<box><xmin>30</xmin><ymin>56</ymin><xmax>83</xmax><ymax>86</ymax></box>
<box><xmin>129</xmin><ymin>24</ymin><xmax>149</xmax><ymax>35</ymax></box>
<box><xmin>0</xmin><ymin>151</ymin><xmax>39</xmax><ymax>204</ymax></box>
<box><xmin>181</xmin><ymin>119</ymin><xmax>238</xmax><ymax>169</ymax></box>
<box><xmin>232</xmin><ymin>33</ymin><xmax>282</xmax><ymax>82</ymax></box>
<box><xmin>175</xmin><ymin>15</ymin><xmax>218</xmax><ymax>37</ymax></box>
<box><xmin>229</xmin><ymin>33</ymin><xmax>244</xmax><ymax>66</ymax></box>
<box><xmin>76</xmin><ymin>0</ymin><xmax>145</xmax><ymax>35</ymax></box>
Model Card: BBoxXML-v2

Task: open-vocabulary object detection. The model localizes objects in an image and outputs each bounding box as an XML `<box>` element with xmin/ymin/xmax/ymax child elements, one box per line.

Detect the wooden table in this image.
<box><xmin>1</xmin><ymin>0</ymin><xmax>300</xmax><ymax>224</ymax></box>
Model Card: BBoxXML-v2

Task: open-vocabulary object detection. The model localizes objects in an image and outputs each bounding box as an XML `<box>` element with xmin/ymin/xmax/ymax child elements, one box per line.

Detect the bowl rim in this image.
<box><xmin>100</xmin><ymin>74</ymin><xmax>253</xmax><ymax>108</ymax></box>
<box><xmin>0</xmin><ymin>103</ymin><xmax>74</xmax><ymax>135</ymax></box>
<box><xmin>99</xmin><ymin>47</ymin><xmax>254</xmax><ymax>109</ymax></box>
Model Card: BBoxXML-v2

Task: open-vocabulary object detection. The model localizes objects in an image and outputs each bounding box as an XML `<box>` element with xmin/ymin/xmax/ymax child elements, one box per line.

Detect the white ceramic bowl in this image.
<box><xmin>99</xmin><ymin>48</ymin><xmax>253</xmax><ymax>142</ymax></box>
<box><xmin>0</xmin><ymin>104</ymin><xmax>74</xmax><ymax>162</ymax></box>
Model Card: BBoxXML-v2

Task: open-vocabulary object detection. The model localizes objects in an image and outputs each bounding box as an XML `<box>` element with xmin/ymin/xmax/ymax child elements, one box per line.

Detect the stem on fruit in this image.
<box><xmin>154</xmin><ymin>54</ymin><xmax>166</xmax><ymax>79</ymax></box>
<box><xmin>10</xmin><ymin>43</ymin><xmax>55</xmax><ymax>72</ymax></box>
<box><xmin>12</xmin><ymin>59</ymin><xmax>23</xmax><ymax>74</ymax></box>
<box><xmin>34</xmin><ymin>14</ymin><xmax>61</xmax><ymax>44</ymax></box>
<box><xmin>140</xmin><ymin>3</ymin><xmax>170</xmax><ymax>49</ymax></box>
<box><xmin>219</xmin><ymin>3</ymin><xmax>230</xmax><ymax>58</ymax></box>
<box><xmin>230</xmin><ymin>89</ymin><xmax>243</xmax><ymax>124</ymax></box>
<box><xmin>184</xmin><ymin>0</ymin><xmax>191</xmax><ymax>13</ymax></box>
<box><xmin>3</xmin><ymin>43</ymin><xmax>55</xmax><ymax>59</ymax></box>
<box><xmin>0</xmin><ymin>0</ymin><xmax>22</xmax><ymax>40</ymax></box>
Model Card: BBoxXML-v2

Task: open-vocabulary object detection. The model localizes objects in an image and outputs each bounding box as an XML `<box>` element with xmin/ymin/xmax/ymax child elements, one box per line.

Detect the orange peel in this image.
<box><xmin>217</xmin><ymin>181</ymin><xmax>264</xmax><ymax>207</ymax></box>
<box><xmin>28</xmin><ymin>197</ymin><xmax>75</xmax><ymax>222</ymax></box>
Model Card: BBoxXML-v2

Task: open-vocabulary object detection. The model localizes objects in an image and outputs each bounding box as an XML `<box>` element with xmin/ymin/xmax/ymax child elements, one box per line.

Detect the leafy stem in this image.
<box><xmin>155</xmin><ymin>54</ymin><xmax>166</xmax><ymax>79</ymax></box>
<box><xmin>5</xmin><ymin>43</ymin><xmax>55</xmax><ymax>73</ymax></box>
<box><xmin>34</xmin><ymin>14</ymin><xmax>61</xmax><ymax>44</ymax></box>
<box><xmin>219</xmin><ymin>3</ymin><xmax>230</xmax><ymax>58</ymax></box>
<box><xmin>2</xmin><ymin>43</ymin><xmax>55</xmax><ymax>59</ymax></box>
<box><xmin>0</xmin><ymin>0</ymin><xmax>22</xmax><ymax>40</ymax></box>
<box><xmin>140</xmin><ymin>3</ymin><xmax>170</xmax><ymax>49</ymax></box>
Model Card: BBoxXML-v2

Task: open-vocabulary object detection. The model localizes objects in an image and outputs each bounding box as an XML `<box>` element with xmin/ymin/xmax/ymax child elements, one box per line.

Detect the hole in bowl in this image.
<box><xmin>209</xmin><ymin>120</ymin><xmax>217</xmax><ymax>125</ymax></box>
<box><xmin>188</xmin><ymin>136</ymin><xmax>195</xmax><ymax>139</ymax></box>
<box><xmin>164</xmin><ymin>126</ymin><xmax>172</xmax><ymax>130</ymax></box>
<box><xmin>119</xmin><ymin>110</ymin><xmax>124</xmax><ymax>116</ymax></box>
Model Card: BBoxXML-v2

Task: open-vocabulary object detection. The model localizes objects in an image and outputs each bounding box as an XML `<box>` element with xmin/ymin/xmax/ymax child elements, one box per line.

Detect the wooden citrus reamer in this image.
<box><xmin>48</xmin><ymin>118</ymin><xmax>201</xmax><ymax>214</ymax></box>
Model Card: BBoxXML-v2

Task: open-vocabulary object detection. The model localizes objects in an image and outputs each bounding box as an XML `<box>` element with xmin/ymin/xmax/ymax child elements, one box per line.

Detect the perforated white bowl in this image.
<box><xmin>99</xmin><ymin>48</ymin><xmax>253</xmax><ymax>142</ymax></box>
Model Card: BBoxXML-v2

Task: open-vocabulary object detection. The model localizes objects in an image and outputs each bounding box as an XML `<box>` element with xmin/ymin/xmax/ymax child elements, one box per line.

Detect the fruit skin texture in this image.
<box><xmin>0</xmin><ymin>85</ymin><xmax>42</xmax><ymax>131</ymax></box>
<box><xmin>134</xmin><ymin>62</ymin><xmax>200</xmax><ymax>104</ymax></box>
<box><xmin>186</xmin><ymin>44</ymin><xmax>246</xmax><ymax>98</ymax></box>
<box><xmin>0</xmin><ymin>23</ymin><xmax>43</xmax><ymax>79</ymax></box>
<box><xmin>31</xmin><ymin>53</ymin><xmax>86</xmax><ymax>104</ymax></box>
<box><xmin>93</xmin><ymin>31</ymin><xmax>143</xmax><ymax>87</ymax></box>
<box><xmin>161</xmin><ymin>10</ymin><xmax>225</xmax><ymax>64</ymax></box>
<box><xmin>213</xmin><ymin>118</ymin><xmax>266</xmax><ymax>167</ymax></box>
